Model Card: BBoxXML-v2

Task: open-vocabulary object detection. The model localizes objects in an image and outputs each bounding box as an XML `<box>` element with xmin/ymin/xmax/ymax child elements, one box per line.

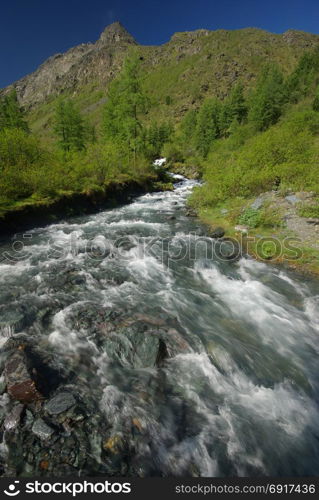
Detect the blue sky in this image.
<box><xmin>1</xmin><ymin>0</ymin><xmax>319</xmax><ymax>87</ymax></box>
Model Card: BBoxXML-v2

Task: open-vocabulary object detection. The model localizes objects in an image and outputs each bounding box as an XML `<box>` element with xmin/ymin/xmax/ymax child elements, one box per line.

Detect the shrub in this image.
<box><xmin>238</xmin><ymin>208</ymin><xmax>262</xmax><ymax>228</ymax></box>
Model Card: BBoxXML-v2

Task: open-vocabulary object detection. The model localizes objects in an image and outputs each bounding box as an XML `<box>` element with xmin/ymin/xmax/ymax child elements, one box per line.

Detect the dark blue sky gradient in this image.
<box><xmin>1</xmin><ymin>0</ymin><xmax>319</xmax><ymax>87</ymax></box>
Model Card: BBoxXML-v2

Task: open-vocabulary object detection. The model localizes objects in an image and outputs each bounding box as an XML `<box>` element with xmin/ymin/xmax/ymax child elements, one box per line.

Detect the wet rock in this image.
<box><xmin>32</xmin><ymin>418</ymin><xmax>54</xmax><ymax>440</ymax></box>
<box><xmin>210</xmin><ymin>226</ymin><xmax>225</xmax><ymax>238</ymax></box>
<box><xmin>216</xmin><ymin>238</ymin><xmax>241</xmax><ymax>261</ymax></box>
<box><xmin>99</xmin><ymin>316</ymin><xmax>172</xmax><ymax>369</ymax></box>
<box><xmin>4</xmin><ymin>349</ymin><xmax>43</xmax><ymax>403</ymax></box>
<box><xmin>103</xmin><ymin>434</ymin><xmax>125</xmax><ymax>454</ymax></box>
<box><xmin>0</xmin><ymin>376</ymin><xmax>6</xmax><ymax>395</ymax></box>
<box><xmin>185</xmin><ymin>208</ymin><xmax>197</xmax><ymax>217</ymax></box>
<box><xmin>167</xmin><ymin>215</ymin><xmax>176</xmax><ymax>220</ymax></box>
<box><xmin>134</xmin><ymin>314</ymin><xmax>166</xmax><ymax>327</ymax></box>
<box><xmin>25</xmin><ymin>344</ymin><xmax>69</xmax><ymax>397</ymax></box>
<box><xmin>0</xmin><ymin>307</ymin><xmax>25</xmax><ymax>337</ymax></box>
<box><xmin>25</xmin><ymin>409</ymin><xmax>34</xmax><ymax>427</ymax></box>
<box><xmin>45</xmin><ymin>392</ymin><xmax>76</xmax><ymax>415</ymax></box>
<box><xmin>113</xmin><ymin>237</ymin><xmax>135</xmax><ymax>252</ymax></box>
<box><xmin>162</xmin><ymin>328</ymin><xmax>192</xmax><ymax>356</ymax></box>
<box><xmin>4</xmin><ymin>404</ymin><xmax>24</xmax><ymax>431</ymax></box>
<box><xmin>155</xmin><ymin>338</ymin><xmax>169</xmax><ymax>366</ymax></box>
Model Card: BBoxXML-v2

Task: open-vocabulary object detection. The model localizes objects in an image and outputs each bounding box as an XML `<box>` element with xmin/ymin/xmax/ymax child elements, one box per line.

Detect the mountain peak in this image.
<box><xmin>98</xmin><ymin>22</ymin><xmax>136</xmax><ymax>45</ymax></box>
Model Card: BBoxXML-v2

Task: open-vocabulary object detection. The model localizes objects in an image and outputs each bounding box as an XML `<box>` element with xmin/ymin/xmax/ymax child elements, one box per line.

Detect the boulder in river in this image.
<box><xmin>4</xmin><ymin>349</ymin><xmax>43</xmax><ymax>403</ymax></box>
<box><xmin>210</xmin><ymin>227</ymin><xmax>225</xmax><ymax>238</ymax></box>
<box><xmin>45</xmin><ymin>392</ymin><xmax>76</xmax><ymax>415</ymax></box>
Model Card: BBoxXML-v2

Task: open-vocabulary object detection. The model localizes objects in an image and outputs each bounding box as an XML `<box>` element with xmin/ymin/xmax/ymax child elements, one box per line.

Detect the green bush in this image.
<box><xmin>238</xmin><ymin>208</ymin><xmax>262</xmax><ymax>228</ymax></box>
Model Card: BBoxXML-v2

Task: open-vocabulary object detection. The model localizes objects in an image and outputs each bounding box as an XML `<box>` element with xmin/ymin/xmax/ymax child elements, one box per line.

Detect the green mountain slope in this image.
<box><xmin>3</xmin><ymin>24</ymin><xmax>318</xmax><ymax>137</ymax></box>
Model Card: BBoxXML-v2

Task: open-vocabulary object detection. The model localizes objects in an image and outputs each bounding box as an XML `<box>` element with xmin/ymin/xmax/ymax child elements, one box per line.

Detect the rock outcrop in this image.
<box><xmin>1</xmin><ymin>22</ymin><xmax>136</xmax><ymax>109</ymax></box>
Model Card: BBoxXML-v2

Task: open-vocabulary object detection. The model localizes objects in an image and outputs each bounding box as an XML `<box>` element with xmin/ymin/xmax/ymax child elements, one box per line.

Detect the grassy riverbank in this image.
<box><xmin>0</xmin><ymin>173</ymin><xmax>173</xmax><ymax>236</ymax></box>
<box><xmin>193</xmin><ymin>194</ymin><xmax>319</xmax><ymax>277</ymax></box>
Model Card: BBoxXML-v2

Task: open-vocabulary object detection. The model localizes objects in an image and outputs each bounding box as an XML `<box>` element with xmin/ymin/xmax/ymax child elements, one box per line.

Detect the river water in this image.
<box><xmin>0</xmin><ymin>176</ymin><xmax>319</xmax><ymax>477</ymax></box>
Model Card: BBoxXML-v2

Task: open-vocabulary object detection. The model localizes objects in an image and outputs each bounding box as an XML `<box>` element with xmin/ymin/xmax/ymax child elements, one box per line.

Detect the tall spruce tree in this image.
<box><xmin>0</xmin><ymin>90</ymin><xmax>29</xmax><ymax>132</ymax></box>
<box><xmin>194</xmin><ymin>99</ymin><xmax>221</xmax><ymax>157</ymax></box>
<box><xmin>53</xmin><ymin>99</ymin><xmax>85</xmax><ymax>152</ymax></box>
<box><xmin>248</xmin><ymin>64</ymin><xmax>286</xmax><ymax>131</ymax></box>
<box><xmin>229</xmin><ymin>83</ymin><xmax>247</xmax><ymax>124</ymax></box>
<box><xmin>103</xmin><ymin>54</ymin><xmax>147</xmax><ymax>150</ymax></box>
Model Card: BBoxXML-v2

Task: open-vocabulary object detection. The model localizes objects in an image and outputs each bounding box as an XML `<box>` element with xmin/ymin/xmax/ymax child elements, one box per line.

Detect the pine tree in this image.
<box><xmin>180</xmin><ymin>109</ymin><xmax>197</xmax><ymax>143</ymax></box>
<box><xmin>248</xmin><ymin>65</ymin><xmax>286</xmax><ymax>131</ymax></box>
<box><xmin>194</xmin><ymin>99</ymin><xmax>221</xmax><ymax>157</ymax></box>
<box><xmin>218</xmin><ymin>101</ymin><xmax>233</xmax><ymax>137</ymax></box>
<box><xmin>0</xmin><ymin>90</ymin><xmax>29</xmax><ymax>132</ymax></box>
<box><xmin>53</xmin><ymin>99</ymin><xmax>85</xmax><ymax>152</ymax></box>
<box><xmin>229</xmin><ymin>83</ymin><xmax>247</xmax><ymax>124</ymax></box>
<box><xmin>103</xmin><ymin>54</ymin><xmax>148</xmax><ymax>150</ymax></box>
<box><xmin>141</xmin><ymin>121</ymin><xmax>173</xmax><ymax>158</ymax></box>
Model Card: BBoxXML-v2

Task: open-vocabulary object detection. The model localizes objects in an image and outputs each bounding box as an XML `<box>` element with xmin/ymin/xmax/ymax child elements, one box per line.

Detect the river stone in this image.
<box><xmin>4</xmin><ymin>404</ymin><xmax>24</xmax><ymax>431</ymax></box>
<box><xmin>185</xmin><ymin>208</ymin><xmax>197</xmax><ymax>217</ymax></box>
<box><xmin>101</xmin><ymin>321</ymin><xmax>168</xmax><ymax>369</ymax></box>
<box><xmin>4</xmin><ymin>350</ymin><xmax>43</xmax><ymax>403</ymax></box>
<box><xmin>0</xmin><ymin>308</ymin><xmax>25</xmax><ymax>337</ymax></box>
<box><xmin>210</xmin><ymin>227</ymin><xmax>225</xmax><ymax>238</ymax></box>
<box><xmin>215</xmin><ymin>238</ymin><xmax>241</xmax><ymax>261</ymax></box>
<box><xmin>0</xmin><ymin>375</ymin><xmax>6</xmax><ymax>395</ymax></box>
<box><xmin>45</xmin><ymin>392</ymin><xmax>76</xmax><ymax>415</ymax></box>
<box><xmin>32</xmin><ymin>418</ymin><xmax>54</xmax><ymax>440</ymax></box>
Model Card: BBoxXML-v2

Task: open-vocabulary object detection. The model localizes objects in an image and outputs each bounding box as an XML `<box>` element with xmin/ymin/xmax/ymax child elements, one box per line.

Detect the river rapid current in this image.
<box><xmin>0</xmin><ymin>176</ymin><xmax>318</xmax><ymax>477</ymax></box>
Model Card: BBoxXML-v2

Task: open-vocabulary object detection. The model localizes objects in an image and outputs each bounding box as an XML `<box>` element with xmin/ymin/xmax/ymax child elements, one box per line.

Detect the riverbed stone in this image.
<box><xmin>210</xmin><ymin>227</ymin><xmax>225</xmax><ymax>238</ymax></box>
<box><xmin>4</xmin><ymin>349</ymin><xmax>43</xmax><ymax>403</ymax></box>
<box><xmin>4</xmin><ymin>404</ymin><xmax>24</xmax><ymax>431</ymax></box>
<box><xmin>0</xmin><ymin>376</ymin><xmax>6</xmax><ymax>395</ymax></box>
<box><xmin>32</xmin><ymin>418</ymin><xmax>54</xmax><ymax>440</ymax></box>
<box><xmin>45</xmin><ymin>392</ymin><xmax>76</xmax><ymax>415</ymax></box>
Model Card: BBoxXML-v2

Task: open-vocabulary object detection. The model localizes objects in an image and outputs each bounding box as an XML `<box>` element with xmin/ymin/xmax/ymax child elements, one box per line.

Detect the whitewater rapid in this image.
<box><xmin>0</xmin><ymin>176</ymin><xmax>319</xmax><ymax>476</ymax></box>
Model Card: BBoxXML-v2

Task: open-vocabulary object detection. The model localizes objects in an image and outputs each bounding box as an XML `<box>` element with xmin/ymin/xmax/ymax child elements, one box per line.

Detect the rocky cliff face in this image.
<box><xmin>2</xmin><ymin>22</ymin><xmax>137</xmax><ymax>109</ymax></box>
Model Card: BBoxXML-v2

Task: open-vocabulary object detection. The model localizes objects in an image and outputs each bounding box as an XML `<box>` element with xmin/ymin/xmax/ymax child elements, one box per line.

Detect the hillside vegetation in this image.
<box><xmin>1</xmin><ymin>25</ymin><xmax>319</xmax><ymax>270</ymax></box>
<box><xmin>184</xmin><ymin>50</ymin><xmax>319</xmax><ymax>205</ymax></box>
<box><xmin>0</xmin><ymin>57</ymin><xmax>170</xmax><ymax>219</ymax></box>
<box><xmin>17</xmin><ymin>26</ymin><xmax>319</xmax><ymax>137</ymax></box>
